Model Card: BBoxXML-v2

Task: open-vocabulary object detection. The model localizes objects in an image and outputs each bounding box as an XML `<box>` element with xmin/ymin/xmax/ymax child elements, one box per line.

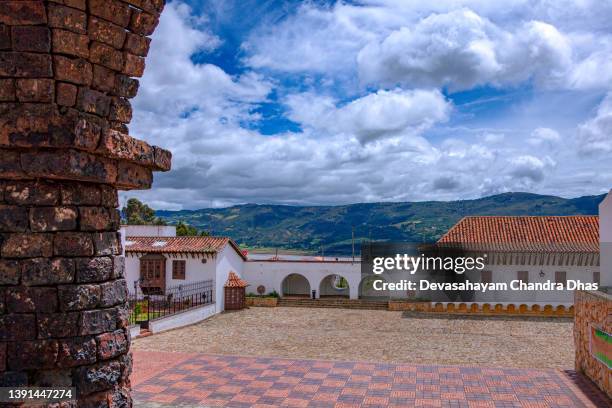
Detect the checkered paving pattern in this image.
<box><xmin>132</xmin><ymin>351</ymin><xmax>611</xmax><ymax>408</ymax></box>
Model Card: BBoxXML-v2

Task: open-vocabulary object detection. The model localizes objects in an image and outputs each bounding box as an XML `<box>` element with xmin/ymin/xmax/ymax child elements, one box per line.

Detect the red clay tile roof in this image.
<box><xmin>224</xmin><ymin>271</ymin><xmax>248</xmax><ymax>288</ymax></box>
<box><xmin>125</xmin><ymin>236</ymin><xmax>246</xmax><ymax>259</ymax></box>
<box><xmin>437</xmin><ymin>216</ymin><xmax>599</xmax><ymax>252</ymax></box>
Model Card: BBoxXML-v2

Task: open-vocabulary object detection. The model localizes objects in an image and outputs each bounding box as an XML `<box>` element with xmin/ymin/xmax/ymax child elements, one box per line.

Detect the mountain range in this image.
<box><xmin>156</xmin><ymin>192</ymin><xmax>605</xmax><ymax>255</ymax></box>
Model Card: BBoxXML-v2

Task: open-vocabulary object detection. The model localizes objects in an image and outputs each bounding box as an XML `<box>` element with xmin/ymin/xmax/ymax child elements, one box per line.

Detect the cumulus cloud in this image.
<box><xmin>123</xmin><ymin>1</ymin><xmax>612</xmax><ymax>209</ymax></box>
<box><xmin>578</xmin><ymin>93</ymin><xmax>612</xmax><ymax>154</ymax></box>
<box><xmin>357</xmin><ymin>10</ymin><xmax>572</xmax><ymax>90</ymax></box>
<box><xmin>285</xmin><ymin>89</ymin><xmax>451</xmax><ymax>144</ymax></box>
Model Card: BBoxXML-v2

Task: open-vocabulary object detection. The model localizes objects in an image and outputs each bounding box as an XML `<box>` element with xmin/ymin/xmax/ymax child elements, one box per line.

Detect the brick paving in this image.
<box><xmin>132</xmin><ymin>351</ymin><xmax>611</xmax><ymax>408</ymax></box>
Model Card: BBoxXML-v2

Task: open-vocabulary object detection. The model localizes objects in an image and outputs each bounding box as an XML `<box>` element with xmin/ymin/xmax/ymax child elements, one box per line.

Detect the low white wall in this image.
<box><xmin>129</xmin><ymin>324</ymin><xmax>140</xmax><ymax>339</ymax></box>
<box><xmin>148</xmin><ymin>303</ymin><xmax>217</xmax><ymax>334</ymax></box>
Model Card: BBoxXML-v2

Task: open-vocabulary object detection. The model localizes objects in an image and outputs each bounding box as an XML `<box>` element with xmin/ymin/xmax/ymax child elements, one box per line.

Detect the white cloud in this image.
<box><xmin>578</xmin><ymin>93</ymin><xmax>612</xmax><ymax>154</ymax></box>
<box><xmin>124</xmin><ymin>1</ymin><xmax>612</xmax><ymax>209</ymax></box>
<box><xmin>285</xmin><ymin>89</ymin><xmax>451</xmax><ymax>144</ymax></box>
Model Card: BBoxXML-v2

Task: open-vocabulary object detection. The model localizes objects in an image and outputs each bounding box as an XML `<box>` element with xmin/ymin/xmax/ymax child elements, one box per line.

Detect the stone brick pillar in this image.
<box><xmin>0</xmin><ymin>0</ymin><xmax>169</xmax><ymax>406</ymax></box>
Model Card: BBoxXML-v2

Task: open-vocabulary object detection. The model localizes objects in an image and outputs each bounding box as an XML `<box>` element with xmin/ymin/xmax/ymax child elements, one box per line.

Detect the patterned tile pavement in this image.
<box><xmin>132</xmin><ymin>351</ymin><xmax>611</xmax><ymax>408</ymax></box>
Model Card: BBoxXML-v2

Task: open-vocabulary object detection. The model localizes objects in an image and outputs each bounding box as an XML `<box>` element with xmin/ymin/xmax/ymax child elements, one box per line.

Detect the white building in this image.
<box><xmin>122</xmin><ymin>206</ymin><xmax>606</xmax><ymax>313</ymax></box>
<box><xmin>599</xmin><ymin>190</ymin><xmax>612</xmax><ymax>288</ymax></box>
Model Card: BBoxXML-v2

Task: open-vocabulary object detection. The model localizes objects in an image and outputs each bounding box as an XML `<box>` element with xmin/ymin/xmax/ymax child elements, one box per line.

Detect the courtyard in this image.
<box><xmin>132</xmin><ymin>307</ymin><xmax>574</xmax><ymax>370</ymax></box>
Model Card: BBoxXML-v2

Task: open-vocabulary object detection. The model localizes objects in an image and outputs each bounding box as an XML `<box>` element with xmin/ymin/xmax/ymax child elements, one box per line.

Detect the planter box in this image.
<box><xmin>246</xmin><ymin>297</ymin><xmax>278</xmax><ymax>307</ymax></box>
<box><xmin>388</xmin><ymin>300</ymin><xmax>431</xmax><ymax>312</ymax></box>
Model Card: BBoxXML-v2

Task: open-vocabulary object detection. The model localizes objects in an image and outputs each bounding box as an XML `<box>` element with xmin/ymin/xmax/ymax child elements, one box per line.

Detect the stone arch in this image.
<box><xmin>319</xmin><ymin>274</ymin><xmax>350</xmax><ymax>298</ymax></box>
<box><xmin>281</xmin><ymin>273</ymin><xmax>311</xmax><ymax>298</ymax></box>
<box><xmin>359</xmin><ymin>275</ymin><xmax>390</xmax><ymax>299</ymax></box>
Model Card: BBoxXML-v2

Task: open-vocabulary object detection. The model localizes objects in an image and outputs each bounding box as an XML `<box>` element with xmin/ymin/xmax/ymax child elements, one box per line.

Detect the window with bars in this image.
<box><xmin>593</xmin><ymin>271</ymin><xmax>600</xmax><ymax>285</ymax></box>
<box><xmin>555</xmin><ymin>271</ymin><xmax>567</xmax><ymax>287</ymax></box>
<box><xmin>517</xmin><ymin>271</ymin><xmax>529</xmax><ymax>284</ymax></box>
<box><xmin>172</xmin><ymin>260</ymin><xmax>186</xmax><ymax>280</ymax></box>
<box><xmin>481</xmin><ymin>270</ymin><xmax>492</xmax><ymax>284</ymax></box>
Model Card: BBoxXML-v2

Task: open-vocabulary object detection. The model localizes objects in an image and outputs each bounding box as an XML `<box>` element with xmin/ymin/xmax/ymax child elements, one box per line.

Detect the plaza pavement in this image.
<box><xmin>131</xmin><ymin>350</ymin><xmax>611</xmax><ymax>408</ymax></box>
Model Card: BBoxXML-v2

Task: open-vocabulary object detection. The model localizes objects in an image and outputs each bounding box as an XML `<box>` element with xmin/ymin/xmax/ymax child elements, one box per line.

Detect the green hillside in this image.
<box><xmin>156</xmin><ymin>192</ymin><xmax>605</xmax><ymax>255</ymax></box>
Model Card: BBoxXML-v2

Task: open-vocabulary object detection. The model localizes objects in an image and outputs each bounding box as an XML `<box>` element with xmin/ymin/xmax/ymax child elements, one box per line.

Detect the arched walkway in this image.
<box><xmin>319</xmin><ymin>274</ymin><xmax>350</xmax><ymax>298</ymax></box>
<box><xmin>359</xmin><ymin>275</ymin><xmax>390</xmax><ymax>299</ymax></box>
<box><xmin>281</xmin><ymin>273</ymin><xmax>311</xmax><ymax>298</ymax></box>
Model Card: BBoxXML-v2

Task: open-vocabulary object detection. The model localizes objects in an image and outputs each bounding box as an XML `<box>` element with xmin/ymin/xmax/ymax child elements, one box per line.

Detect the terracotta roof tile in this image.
<box><xmin>437</xmin><ymin>216</ymin><xmax>599</xmax><ymax>252</ymax></box>
<box><xmin>125</xmin><ymin>236</ymin><xmax>246</xmax><ymax>259</ymax></box>
<box><xmin>224</xmin><ymin>271</ymin><xmax>248</xmax><ymax>288</ymax></box>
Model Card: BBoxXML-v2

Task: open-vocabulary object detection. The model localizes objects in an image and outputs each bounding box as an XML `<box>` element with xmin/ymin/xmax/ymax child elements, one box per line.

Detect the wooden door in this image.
<box><xmin>139</xmin><ymin>255</ymin><xmax>166</xmax><ymax>294</ymax></box>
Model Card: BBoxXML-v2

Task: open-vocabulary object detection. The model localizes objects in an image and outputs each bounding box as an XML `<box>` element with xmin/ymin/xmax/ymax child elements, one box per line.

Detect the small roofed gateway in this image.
<box><xmin>224</xmin><ymin>271</ymin><xmax>248</xmax><ymax>310</ymax></box>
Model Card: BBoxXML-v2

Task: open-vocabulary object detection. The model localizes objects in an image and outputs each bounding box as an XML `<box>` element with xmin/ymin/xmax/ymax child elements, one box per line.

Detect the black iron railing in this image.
<box><xmin>128</xmin><ymin>280</ymin><xmax>214</xmax><ymax>327</ymax></box>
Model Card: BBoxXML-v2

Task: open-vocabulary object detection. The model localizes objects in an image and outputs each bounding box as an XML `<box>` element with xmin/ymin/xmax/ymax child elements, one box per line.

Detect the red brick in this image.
<box><xmin>6</xmin><ymin>286</ymin><xmax>58</xmax><ymax>313</ymax></box>
<box><xmin>92</xmin><ymin>232</ymin><xmax>121</xmax><ymax>256</ymax></box>
<box><xmin>96</xmin><ymin>329</ymin><xmax>128</xmax><ymax>360</ymax></box>
<box><xmin>90</xmin><ymin>41</ymin><xmax>124</xmax><ymax>71</ymax></box>
<box><xmin>122</xmin><ymin>53</ymin><xmax>145</xmax><ymax>77</ymax></box>
<box><xmin>100</xmin><ymin>185</ymin><xmax>119</xmax><ymax>208</ymax></box>
<box><xmin>0</xmin><ymin>314</ymin><xmax>36</xmax><ymax>341</ymax></box>
<box><xmin>124</xmin><ymin>0</ymin><xmax>165</xmax><ymax>14</ymax></box>
<box><xmin>0</xmin><ymin>149</ymin><xmax>25</xmax><ymax>179</ymax></box>
<box><xmin>54</xmin><ymin>55</ymin><xmax>92</xmax><ymax>85</ymax></box>
<box><xmin>1</xmin><ymin>233</ymin><xmax>54</xmax><ymax>258</ymax></box>
<box><xmin>48</xmin><ymin>3</ymin><xmax>86</xmax><ymax>34</ymax></box>
<box><xmin>89</xmin><ymin>0</ymin><xmax>131</xmax><ymax>27</ymax></box>
<box><xmin>109</xmin><ymin>121</ymin><xmax>128</xmax><ymax>134</ymax></box>
<box><xmin>109</xmin><ymin>97</ymin><xmax>132</xmax><ymax>123</ymax></box>
<box><xmin>76</xmin><ymin>87</ymin><xmax>111</xmax><ymax>117</ymax></box>
<box><xmin>52</xmin><ymin>28</ymin><xmax>89</xmax><ymax>58</ymax></box>
<box><xmin>21</xmin><ymin>149</ymin><xmax>118</xmax><ymax>184</ymax></box>
<box><xmin>153</xmin><ymin>146</ymin><xmax>172</xmax><ymax>171</ymax></box>
<box><xmin>54</xmin><ymin>232</ymin><xmax>94</xmax><ymax>256</ymax></box>
<box><xmin>99</xmin><ymin>279</ymin><xmax>127</xmax><ymax>307</ymax></box>
<box><xmin>21</xmin><ymin>257</ymin><xmax>75</xmax><ymax>285</ymax></box>
<box><xmin>98</xmin><ymin>129</ymin><xmax>154</xmax><ymax>165</ymax></box>
<box><xmin>117</xmin><ymin>161</ymin><xmax>153</xmax><ymax>189</ymax></box>
<box><xmin>113</xmin><ymin>74</ymin><xmax>139</xmax><ymax>98</ymax></box>
<box><xmin>80</xmin><ymin>207</ymin><xmax>119</xmax><ymax>231</ymax></box>
<box><xmin>38</xmin><ymin>312</ymin><xmax>80</xmax><ymax>338</ymax></box>
<box><xmin>61</xmin><ymin>182</ymin><xmax>101</xmax><ymax>205</ymax></box>
<box><xmin>29</xmin><ymin>206</ymin><xmax>78</xmax><ymax>232</ymax></box>
<box><xmin>75</xmin><ymin>256</ymin><xmax>112</xmax><ymax>282</ymax></box>
<box><xmin>129</xmin><ymin>9</ymin><xmax>159</xmax><ymax>36</ymax></box>
<box><xmin>74</xmin><ymin>117</ymin><xmax>102</xmax><ymax>150</ymax></box>
<box><xmin>8</xmin><ymin>340</ymin><xmax>58</xmax><ymax>370</ymax></box>
<box><xmin>57</xmin><ymin>336</ymin><xmax>97</xmax><ymax>367</ymax></box>
<box><xmin>11</xmin><ymin>26</ymin><xmax>50</xmax><ymax>52</ymax></box>
<box><xmin>89</xmin><ymin>17</ymin><xmax>126</xmax><ymax>49</ymax></box>
<box><xmin>123</xmin><ymin>33</ymin><xmax>151</xmax><ymax>56</ymax></box>
<box><xmin>92</xmin><ymin>64</ymin><xmax>116</xmax><ymax>93</ymax></box>
<box><xmin>0</xmin><ymin>24</ymin><xmax>11</xmax><ymax>50</ymax></box>
<box><xmin>16</xmin><ymin>78</ymin><xmax>54</xmax><ymax>103</ymax></box>
<box><xmin>4</xmin><ymin>181</ymin><xmax>60</xmax><ymax>205</ymax></box>
<box><xmin>75</xmin><ymin>360</ymin><xmax>121</xmax><ymax>395</ymax></box>
<box><xmin>0</xmin><ymin>51</ymin><xmax>52</xmax><ymax>77</ymax></box>
<box><xmin>56</xmin><ymin>81</ymin><xmax>77</xmax><ymax>106</ymax></box>
<box><xmin>80</xmin><ymin>308</ymin><xmax>118</xmax><ymax>336</ymax></box>
<box><xmin>0</xmin><ymin>1</ymin><xmax>47</xmax><ymax>26</ymax></box>
<box><xmin>0</xmin><ymin>205</ymin><xmax>28</xmax><ymax>232</ymax></box>
<box><xmin>0</xmin><ymin>259</ymin><xmax>20</xmax><ymax>285</ymax></box>
<box><xmin>58</xmin><ymin>284</ymin><xmax>100</xmax><ymax>311</ymax></box>
<box><xmin>48</xmin><ymin>0</ymin><xmax>86</xmax><ymax>11</ymax></box>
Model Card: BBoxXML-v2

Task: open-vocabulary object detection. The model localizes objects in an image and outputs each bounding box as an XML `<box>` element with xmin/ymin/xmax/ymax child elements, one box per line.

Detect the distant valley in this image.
<box><xmin>156</xmin><ymin>192</ymin><xmax>605</xmax><ymax>255</ymax></box>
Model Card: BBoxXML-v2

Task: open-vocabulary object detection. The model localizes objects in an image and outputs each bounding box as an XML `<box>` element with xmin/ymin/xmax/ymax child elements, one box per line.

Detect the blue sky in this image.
<box><xmin>125</xmin><ymin>0</ymin><xmax>612</xmax><ymax>210</ymax></box>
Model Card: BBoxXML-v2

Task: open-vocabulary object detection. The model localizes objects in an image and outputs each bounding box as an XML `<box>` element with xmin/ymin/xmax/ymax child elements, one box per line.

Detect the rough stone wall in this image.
<box><xmin>0</xmin><ymin>0</ymin><xmax>170</xmax><ymax>406</ymax></box>
<box><xmin>574</xmin><ymin>289</ymin><xmax>612</xmax><ymax>399</ymax></box>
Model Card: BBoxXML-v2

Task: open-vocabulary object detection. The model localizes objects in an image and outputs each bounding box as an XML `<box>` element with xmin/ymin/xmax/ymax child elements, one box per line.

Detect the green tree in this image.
<box><xmin>121</xmin><ymin>198</ymin><xmax>166</xmax><ymax>225</ymax></box>
<box><xmin>175</xmin><ymin>221</ymin><xmax>210</xmax><ymax>236</ymax></box>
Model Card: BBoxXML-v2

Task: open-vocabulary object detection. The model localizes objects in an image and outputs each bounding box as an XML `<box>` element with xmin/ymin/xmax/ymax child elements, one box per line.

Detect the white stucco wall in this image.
<box><xmin>148</xmin><ymin>303</ymin><xmax>217</xmax><ymax>333</ymax></box>
<box><xmin>600</xmin><ymin>190</ymin><xmax>612</xmax><ymax>287</ymax></box>
<box><xmin>125</xmin><ymin>253</ymin><xmax>217</xmax><ymax>295</ymax></box>
<box><xmin>243</xmin><ymin>261</ymin><xmax>363</xmax><ymax>299</ymax></box>
<box><xmin>121</xmin><ymin>225</ymin><xmax>177</xmax><ymax>237</ymax></box>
